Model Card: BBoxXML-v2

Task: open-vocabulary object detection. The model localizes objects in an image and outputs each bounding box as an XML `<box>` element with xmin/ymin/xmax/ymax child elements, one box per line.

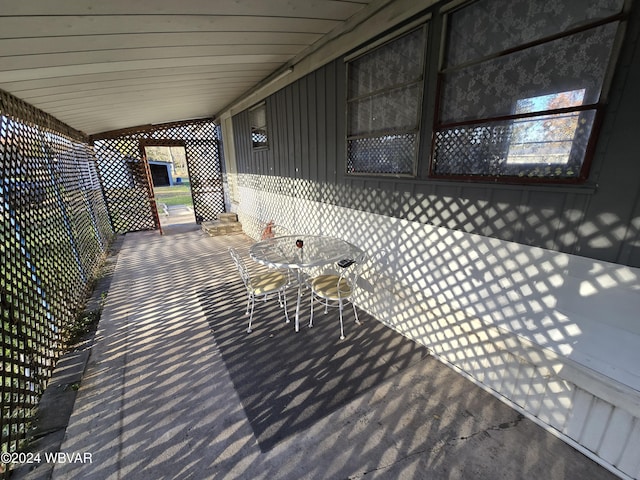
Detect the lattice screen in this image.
<box><xmin>92</xmin><ymin>137</ymin><xmax>156</xmax><ymax>233</ymax></box>
<box><xmin>432</xmin><ymin>119</ymin><xmax>590</xmax><ymax>179</ymax></box>
<box><xmin>1</xmin><ymin>90</ymin><xmax>112</xmax><ymax>469</ymax></box>
<box><xmin>347</xmin><ymin>133</ymin><xmax>417</xmax><ymax>175</ymax></box>
<box><xmin>92</xmin><ymin>119</ymin><xmax>224</xmax><ymax>231</ymax></box>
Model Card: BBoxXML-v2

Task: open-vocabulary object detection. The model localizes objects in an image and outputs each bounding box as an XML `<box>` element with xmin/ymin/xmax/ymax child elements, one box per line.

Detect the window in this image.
<box><xmin>431</xmin><ymin>0</ymin><xmax>624</xmax><ymax>182</ymax></box>
<box><xmin>346</xmin><ymin>26</ymin><xmax>427</xmax><ymax>175</ymax></box>
<box><xmin>249</xmin><ymin>102</ymin><xmax>268</xmax><ymax>149</ymax></box>
<box><xmin>507</xmin><ymin>90</ymin><xmax>586</xmax><ymax>168</ymax></box>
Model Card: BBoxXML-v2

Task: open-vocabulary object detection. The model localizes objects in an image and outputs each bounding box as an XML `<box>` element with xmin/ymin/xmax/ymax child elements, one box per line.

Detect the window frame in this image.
<box><xmin>249</xmin><ymin>102</ymin><xmax>269</xmax><ymax>150</ymax></box>
<box><xmin>344</xmin><ymin>21</ymin><xmax>429</xmax><ymax>178</ymax></box>
<box><xmin>429</xmin><ymin>0</ymin><xmax>628</xmax><ymax>185</ymax></box>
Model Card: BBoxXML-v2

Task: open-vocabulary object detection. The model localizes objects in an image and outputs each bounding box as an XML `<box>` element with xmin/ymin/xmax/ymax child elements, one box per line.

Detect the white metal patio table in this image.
<box><xmin>249</xmin><ymin>235</ymin><xmax>363</xmax><ymax>332</ymax></box>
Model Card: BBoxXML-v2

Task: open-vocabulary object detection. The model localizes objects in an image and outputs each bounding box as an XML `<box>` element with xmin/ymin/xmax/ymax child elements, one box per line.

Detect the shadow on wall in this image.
<box><xmin>233</xmin><ymin>173</ymin><xmax>640</xmax><ymax>479</ymax></box>
<box><xmin>236</xmin><ymin>173</ymin><xmax>640</xmax><ymax>266</ymax></box>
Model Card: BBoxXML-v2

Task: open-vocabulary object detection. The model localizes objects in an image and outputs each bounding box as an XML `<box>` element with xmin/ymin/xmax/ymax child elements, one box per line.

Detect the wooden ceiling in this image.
<box><xmin>0</xmin><ymin>0</ymin><xmax>382</xmax><ymax>135</ymax></box>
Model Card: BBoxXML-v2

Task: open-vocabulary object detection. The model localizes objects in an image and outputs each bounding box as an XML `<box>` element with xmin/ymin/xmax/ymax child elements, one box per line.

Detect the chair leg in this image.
<box><xmin>352</xmin><ymin>302</ymin><xmax>360</xmax><ymax>325</ymax></box>
<box><xmin>282</xmin><ymin>289</ymin><xmax>289</xmax><ymax>323</ymax></box>
<box><xmin>339</xmin><ymin>299</ymin><xmax>345</xmax><ymax>340</ymax></box>
<box><xmin>309</xmin><ymin>293</ymin><xmax>315</xmax><ymax>328</ymax></box>
<box><xmin>247</xmin><ymin>295</ymin><xmax>256</xmax><ymax>333</ymax></box>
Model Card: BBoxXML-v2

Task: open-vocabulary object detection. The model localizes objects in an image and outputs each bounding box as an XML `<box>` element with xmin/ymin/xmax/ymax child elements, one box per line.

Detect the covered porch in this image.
<box><xmin>26</xmin><ymin>221</ymin><xmax>618</xmax><ymax>479</ymax></box>
<box><xmin>2</xmin><ymin>1</ymin><xmax>640</xmax><ymax>479</ymax></box>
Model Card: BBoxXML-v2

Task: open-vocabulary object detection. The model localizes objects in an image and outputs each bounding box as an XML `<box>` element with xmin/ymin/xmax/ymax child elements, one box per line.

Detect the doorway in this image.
<box><xmin>143</xmin><ymin>144</ymin><xmax>196</xmax><ymax>231</ymax></box>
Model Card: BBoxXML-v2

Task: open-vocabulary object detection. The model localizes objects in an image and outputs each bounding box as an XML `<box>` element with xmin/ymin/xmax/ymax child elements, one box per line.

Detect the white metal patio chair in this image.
<box><xmin>308</xmin><ymin>251</ymin><xmax>368</xmax><ymax>339</ymax></box>
<box><xmin>229</xmin><ymin>247</ymin><xmax>290</xmax><ymax>333</ymax></box>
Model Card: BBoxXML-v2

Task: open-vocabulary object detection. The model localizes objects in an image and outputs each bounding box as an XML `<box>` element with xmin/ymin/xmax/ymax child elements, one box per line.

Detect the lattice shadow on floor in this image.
<box><xmin>199</xmin><ymin>282</ymin><xmax>430</xmax><ymax>452</ymax></box>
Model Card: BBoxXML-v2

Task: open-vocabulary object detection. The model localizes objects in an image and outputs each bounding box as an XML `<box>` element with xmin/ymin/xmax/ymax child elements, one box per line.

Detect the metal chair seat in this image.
<box><xmin>249</xmin><ymin>270</ymin><xmax>289</xmax><ymax>296</ymax></box>
<box><xmin>309</xmin><ymin>274</ymin><xmax>353</xmax><ymax>299</ymax></box>
<box><xmin>308</xmin><ymin>252</ymin><xmax>367</xmax><ymax>340</ymax></box>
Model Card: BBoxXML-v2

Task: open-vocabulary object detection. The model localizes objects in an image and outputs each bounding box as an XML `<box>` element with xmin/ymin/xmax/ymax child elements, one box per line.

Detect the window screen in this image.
<box><xmin>432</xmin><ymin>0</ymin><xmax>624</xmax><ymax>181</ymax></box>
<box><xmin>249</xmin><ymin>102</ymin><xmax>268</xmax><ymax>149</ymax></box>
<box><xmin>346</xmin><ymin>26</ymin><xmax>427</xmax><ymax>175</ymax></box>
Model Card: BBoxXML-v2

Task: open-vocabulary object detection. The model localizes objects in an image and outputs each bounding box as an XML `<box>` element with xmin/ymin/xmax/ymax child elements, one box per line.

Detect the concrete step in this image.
<box><xmin>201</xmin><ymin>220</ymin><xmax>243</xmax><ymax>236</ymax></box>
<box><xmin>217</xmin><ymin>212</ymin><xmax>238</xmax><ymax>223</ymax></box>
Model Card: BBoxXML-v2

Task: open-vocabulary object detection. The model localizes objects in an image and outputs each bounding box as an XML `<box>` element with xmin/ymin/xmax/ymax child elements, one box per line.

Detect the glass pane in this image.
<box><xmin>514</xmin><ymin>90</ymin><xmax>586</xmax><ymax>115</ymax></box>
<box><xmin>250</xmin><ymin>104</ymin><xmax>266</xmax><ymax>128</ymax></box>
<box><xmin>440</xmin><ymin>23</ymin><xmax>617</xmax><ymax>123</ymax></box>
<box><xmin>508</xmin><ymin>91</ymin><xmax>586</xmax><ymax>165</ymax></box>
<box><xmin>445</xmin><ymin>0</ymin><xmax>624</xmax><ymax>68</ymax></box>
<box><xmin>432</xmin><ymin>111</ymin><xmax>596</xmax><ymax>178</ymax></box>
<box><xmin>348</xmin><ymin>27</ymin><xmax>425</xmax><ymax>98</ymax></box>
<box><xmin>348</xmin><ymin>84</ymin><xmax>421</xmax><ymax>136</ymax></box>
<box><xmin>347</xmin><ymin>134</ymin><xmax>416</xmax><ymax>175</ymax></box>
<box><xmin>251</xmin><ymin>128</ymin><xmax>267</xmax><ymax>148</ymax></box>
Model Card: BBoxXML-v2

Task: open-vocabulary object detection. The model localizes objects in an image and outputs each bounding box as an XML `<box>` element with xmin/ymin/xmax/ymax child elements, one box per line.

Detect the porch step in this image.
<box><xmin>201</xmin><ymin>213</ymin><xmax>243</xmax><ymax>236</ymax></box>
<box><xmin>218</xmin><ymin>212</ymin><xmax>238</xmax><ymax>223</ymax></box>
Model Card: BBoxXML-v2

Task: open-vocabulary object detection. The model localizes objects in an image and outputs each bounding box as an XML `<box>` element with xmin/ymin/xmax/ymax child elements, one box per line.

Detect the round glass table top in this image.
<box><xmin>250</xmin><ymin>235</ymin><xmax>362</xmax><ymax>269</ymax></box>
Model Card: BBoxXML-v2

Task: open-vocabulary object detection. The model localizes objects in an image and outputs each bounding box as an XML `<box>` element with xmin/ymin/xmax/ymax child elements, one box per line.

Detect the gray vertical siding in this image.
<box><xmin>232</xmin><ymin>2</ymin><xmax>640</xmax><ymax>269</ymax></box>
<box><xmin>229</xmin><ymin>5</ymin><xmax>640</xmax><ymax>477</ymax></box>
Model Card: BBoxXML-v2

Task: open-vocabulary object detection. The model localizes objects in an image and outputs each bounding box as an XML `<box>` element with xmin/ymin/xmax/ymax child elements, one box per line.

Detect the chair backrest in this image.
<box><xmin>228</xmin><ymin>247</ymin><xmax>250</xmax><ymax>288</ymax></box>
<box><xmin>370</xmin><ymin>248</ymin><xmax>388</xmax><ymax>266</ymax></box>
<box><xmin>369</xmin><ymin>249</ymin><xmax>389</xmax><ymax>276</ymax></box>
<box><xmin>339</xmin><ymin>251</ymin><xmax>369</xmax><ymax>289</ymax></box>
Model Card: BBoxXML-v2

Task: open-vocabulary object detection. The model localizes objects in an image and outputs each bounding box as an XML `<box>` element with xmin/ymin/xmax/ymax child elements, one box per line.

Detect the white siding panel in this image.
<box><xmin>598</xmin><ymin>407</ymin><xmax>635</xmax><ymax>466</ymax></box>
<box><xmin>580</xmin><ymin>398</ymin><xmax>613</xmax><ymax>452</ymax></box>
<box><xmin>617</xmin><ymin>419</ymin><xmax>640</xmax><ymax>476</ymax></box>
<box><xmin>564</xmin><ymin>388</ymin><xmax>594</xmax><ymax>440</ymax></box>
<box><xmin>499</xmin><ymin>351</ymin><xmax>522</xmax><ymax>399</ymax></box>
<box><xmin>511</xmin><ymin>362</ymin><xmax>536</xmax><ymax>408</ymax></box>
<box><xmin>524</xmin><ymin>372</ymin><xmax>548</xmax><ymax>418</ymax></box>
<box><xmin>537</xmin><ymin>377</ymin><xmax>573</xmax><ymax>431</ymax></box>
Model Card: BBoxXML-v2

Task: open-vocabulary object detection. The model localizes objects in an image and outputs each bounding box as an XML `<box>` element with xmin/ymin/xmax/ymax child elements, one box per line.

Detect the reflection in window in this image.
<box><xmin>507</xmin><ymin>90</ymin><xmax>585</xmax><ymax>166</ymax></box>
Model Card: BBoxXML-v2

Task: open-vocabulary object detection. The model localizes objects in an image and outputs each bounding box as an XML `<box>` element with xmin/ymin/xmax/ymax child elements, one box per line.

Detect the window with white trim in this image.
<box><xmin>431</xmin><ymin>0</ymin><xmax>624</xmax><ymax>182</ymax></box>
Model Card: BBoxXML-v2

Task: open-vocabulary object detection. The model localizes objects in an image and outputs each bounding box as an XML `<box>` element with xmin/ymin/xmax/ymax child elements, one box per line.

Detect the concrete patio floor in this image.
<box><xmin>36</xmin><ymin>214</ymin><xmax>620</xmax><ymax>479</ymax></box>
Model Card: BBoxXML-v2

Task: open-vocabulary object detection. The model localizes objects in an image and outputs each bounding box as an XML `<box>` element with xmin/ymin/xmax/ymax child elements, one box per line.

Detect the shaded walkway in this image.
<box><xmin>52</xmin><ymin>228</ymin><xmax>618</xmax><ymax>479</ymax></box>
